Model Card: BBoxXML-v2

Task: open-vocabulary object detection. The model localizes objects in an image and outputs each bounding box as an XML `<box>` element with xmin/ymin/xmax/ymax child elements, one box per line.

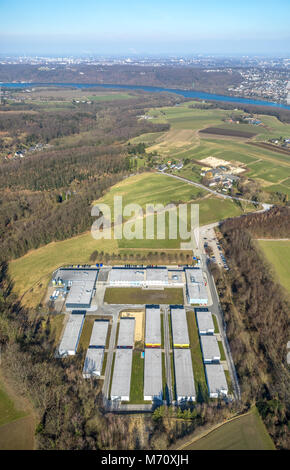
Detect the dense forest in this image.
<box><xmin>0</xmin><ymin>92</ymin><xmax>175</xmax><ymax>262</ymax></box>
<box><xmin>0</xmin><ymin>64</ymin><xmax>243</xmax><ymax>95</ymax></box>
<box><xmin>210</xmin><ymin>207</ymin><xmax>290</xmax><ymax>449</ymax></box>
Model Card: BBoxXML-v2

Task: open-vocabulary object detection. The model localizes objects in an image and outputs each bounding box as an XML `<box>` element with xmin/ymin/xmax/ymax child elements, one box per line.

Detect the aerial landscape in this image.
<box><xmin>0</xmin><ymin>0</ymin><xmax>289</xmax><ymax>459</ymax></box>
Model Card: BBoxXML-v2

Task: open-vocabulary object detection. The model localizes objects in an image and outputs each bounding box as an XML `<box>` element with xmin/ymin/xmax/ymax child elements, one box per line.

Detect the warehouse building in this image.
<box><xmin>167</xmin><ymin>270</ymin><xmax>184</xmax><ymax>286</ymax></box>
<box><xmin>54</xmin><ymin>268</ymin><xmax>98</xmax><ymax>310</ymax></box>
<box><xmin>205</xmin><ymin>364</ymin><xmax>228</xmax><ymax>398</ymax></box>
<box><xmin>196</xmin><ymin>310</ymin><xmax>215</xmax><ymax>335</ymax></box>
<box><xmin>117</xmin><ymin>317</ymin><xmax>135</xmax><ymax>348</ymax></box>
<box><xmin>145</xmin><ymin>306</ymin><xmax>161</xmax><ymax>348</ymax></box>
<box><xmin>173</xmin><ymin>349</ymin><xmax>196</xmax><ymax>402</ymax></box>
<box><xmin>89</xmin><ymin>320</ymin><xmax>109</xmax><ymax>348</ymax></box>
<box><xmin>108</xmin><ymin>267</ymin><xmax>145</xmax><ymax>286</ymax></box>
<box><xmin>58</xmin><ymin>311</ymin><xmax>85</xmax><ymax>357</ymax></box>
<box><xmin>82</xmin><ymin>349</ymin><xmax>104</xmax><ymax>378</ymax></box>
<box><xmin>111</xmin><ymin>349</ymin><xmax>133</xmax><ymax>401</ymax></box>
<box><xmin>146</xmin><ymin>268</ymin><xmax>168</xmax><ymax>286</ymax></box>
<box><xmin>143</xmin><ymin>349</ymin><xmax>163</xmax><ymax>402</ymax></box>
<box><xmin>200</xmin><ymin>335</ymin><xmax>221</xmax><ymax>363</ymax></box>
<box><xmin>170</xmin><ymin>306</ymin><xmax>190</xmax><ymax>348</ymax></box>
<box><xmin>185</xmin><ymin>268</ymin><xmax>208</xmax><ymax>305</ymax></box>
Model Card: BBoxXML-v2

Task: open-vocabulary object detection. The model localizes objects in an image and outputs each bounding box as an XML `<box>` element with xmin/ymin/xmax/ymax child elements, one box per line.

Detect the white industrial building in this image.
<box><xmin>54</xmin><ymin>268</ymin><xmax>98</xmax><ymax>310</ymax></box>
<box><xmin>89</xmin><ymin>320</ymin><xmax>109</xmax><ymax>348</ymax></box>
<box><xmin>167</xmin><ymin>270</ymin><xmax>184</xmax><ymax>286</ymax></box>
<box><xmin>111</xmin><ymin>349</ymin><xmax>133</xmax><ymax>401</ymax></box>
<box><xmin>58</xmin><ymin>311</ymin><xmax>85</xmax><ymax>357</ymax></box>
<box><xmin>200</xmin><ymin>335</ymin><xmax>221</xmax><ymax>363</ymax></box>
<box><xmin>82</xmin><ymin>349</ymin><xmax>104</xmax><ymax>378</ymax></box>
<box><xmin>145</xmin><ymin>268</ymin><xmax>168</xmax><ymax>286</ymax></box>
<box><xmin>144</xmin><ymin>349</ymin><xmax>163</xmax><ymax>402</ymax></box>
<box><xmin>196</xmin><ymin>310</ymin><xmax>215</xmax><ymax>335</ymax></box>
<box><xmin>205</xmin><ymin>364</ymin><xmax>228</xmax><ymax>398</ymax></box>
<box><xmin>173</xmin><ymin>349</ymin><xmax>196</xmax><ymax>403</ymax></box>
<box><xmin>185</xmin><ymin>268</ymin><xmax>208</xmax><ymax>305</ymax></box>
<box><xmin>145</xmin><ymin>306</ymin><xmax>161</xmax><ymax>347</ymax></box>
<box><xmin>117</xmin><ymin>318</ymin><xmax>135</xmax><ymax>348</ymax></box>
<box><xmin>170</xmin><ymin>306</ymin><xmax>190</xmax><ymax>348</ymax></box>
<box><xmin>108</xmin><ymin>268</ymin><xmax>145</xmax><ymax>286</ymax></box>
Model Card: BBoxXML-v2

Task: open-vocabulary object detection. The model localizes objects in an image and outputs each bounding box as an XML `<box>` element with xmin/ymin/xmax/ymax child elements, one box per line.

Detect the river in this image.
<box><xmin>1</xmin><ymin>82</ymin><xmax>290</xmax><ymax>110</ymax></box>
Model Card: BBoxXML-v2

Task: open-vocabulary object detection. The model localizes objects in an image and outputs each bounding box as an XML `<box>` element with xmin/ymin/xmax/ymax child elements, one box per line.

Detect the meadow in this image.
<box><xmin>181</xmin><ymin>408</ymin><xmax>275</xmax><ymax>450</ymax></box>
<box><xmin>9</xmin><ymin>172</ymin><xmax>254</xmax><ymax>307</ymax></box>
<box><xmin>258</xmin><ymin>240</ymin><xmax>290</xmax><ymax>293</ymax></box>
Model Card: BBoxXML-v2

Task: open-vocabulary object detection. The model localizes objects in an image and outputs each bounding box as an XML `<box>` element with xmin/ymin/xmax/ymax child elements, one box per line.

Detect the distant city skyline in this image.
<box><xmin>0</xmin><ymin>0</ymin><xmax>290</xmax><ymax>56</ymax></box>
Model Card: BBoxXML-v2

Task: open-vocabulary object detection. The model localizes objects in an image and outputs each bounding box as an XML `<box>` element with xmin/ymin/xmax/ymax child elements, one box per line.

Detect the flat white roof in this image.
<box><xmin>144</xmin><ymin>349</ymin><xmax>163</xmax><ymax>400</ymax></box>
<box><xmin>205</xmin><ymin>364</ymin><xmax>228</xmax><ymax>396</ymax></box>
<box><xmin>83</xmin><ymin>348</ymin><xmax>104</xmax><ymax>377</ymax></box>
<box><xmin>145</xmin><ymin>306</ymin><xmax>161</xmax><ymax>345</ymax></box>
<box><xmin>89</xmin><ymin>320</ymin><xmax>109</xmax><ymax>347</ymax></box>
<box><xmin>56</xmin><ymin>268</ymin><xmax>98</xmax><ymax>308</ymax></box>
<box><xmin>66</xmin><ymin>280</ymin><xmax>95</xmax><ymax>307</ymax></box>
<box><xmin>200</xmin><ymin>335</ymin><xmax>220</xmax><ymax>362</ymax></box>
<box><xmin>117</xmin><ymin>318</ymin><xmax>135</xmax><ymax>347</ymax></box>
<box><xmin>111</xmin><ymin>349</ymin><xmax>133</xmax><ymax>400</ymax></box>
<box><xmin>196</xmin><ymin>311</ymin><xmax>215</xmax><ymax>334</ymax></box>
<box><xmin>109</xmin><ymin>268</ymin><xmax>145</xmax><ymax>283</ymax></box>
<box><xmin>171</xmin><ymin>306</ymin><xmax>189</xmax><ymax>346</ymax></box>
<box><xmin>58</xmin><ymin>312</ymin><xmax>85</xmax><ymax>355</ymax></box>
<box><xmin>185</xmin><ymin>268</ymin><xmax>208</xmax><ymax>303</ymax></box>
<box><xmin>174</xmin><ymin>349</ymin><xmax>196</xmax><ymax>400</ymax></box>
<box><xmin>146</xmin><ymin>268</ymin><xmax>168</xmax><ymax>284</ymax></box>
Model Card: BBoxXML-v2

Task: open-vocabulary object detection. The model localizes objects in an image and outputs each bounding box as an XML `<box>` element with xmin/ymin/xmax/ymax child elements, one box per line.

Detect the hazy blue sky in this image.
<box><xmin>1</xmin><ymin>0</ymin><xmax>289</xmax><ymax>56</ymax></box>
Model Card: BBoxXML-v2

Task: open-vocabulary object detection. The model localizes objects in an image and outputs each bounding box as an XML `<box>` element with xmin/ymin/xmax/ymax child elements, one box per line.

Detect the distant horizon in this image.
<box><xmin>1</xmin><ymin>0</ymin><xmax>290</xmax><ymax>56</ymax></box>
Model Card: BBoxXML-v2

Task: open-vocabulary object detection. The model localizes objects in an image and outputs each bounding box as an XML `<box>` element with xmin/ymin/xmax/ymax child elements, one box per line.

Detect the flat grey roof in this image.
<box><xmin>66</xmin><ymin>280</ymin><xmax>96</xmax><ymax>307</ymax></box>
<box><xmin>196</xmin><ymin>311</ymin><xmax>215</xmax><ymax>333</ymax></box>
<box><xmin>56</xmin><ymin>268</ymin><xmax>98</xmax><ymax>308</ymax></box>
<box><xmin>144</xmin><ymin>349</ymin><xmax>162</xmax><ymax>400</ymax></box>
<box><xmin>205</xmin><ymin>364</ymin><xmax>228</xmax><ymax>395</ymax></box>
<box><xmin>58</xmin><ymin>312</ymin><xmax>85</xmax><ymax>355</ymax></box>
<box><xmin>185</xmin><ymin>268</ymin><xmax>208</xmax><ymax>302</ymax></box>
<box><xmin>145</xmin><ymin>306</ymin><xmax>161</xmax><ymax>345</ymax></box>
<box><xmin>56</xmin><ymin>268</ymin><xmax>98</xmax><ymax>282</ymax></box>
<box><xmin>168</xmin><ymin>270</ymin><xmax>184</xmax><ymax>284</ymax></box>
<box><xmin>170</xmin><ymin>306</ymin><xmax>190</xmax><ymax>346</ymax></box>
<box><xmin>200</xmin><ymin>335</ymin><xmax>220</xmax><ymax>361</ymax></box>
<box><xmin>89</xmin><ymin>320</ymin><xmax>109</xmax><ymax>347</ymax></box>
<box><xmin>117</xmin><ymin>318</ymin><xmax>135</xmax><ymax>347</ymax></box>
<box><xmin>111</xmin><ymin>349</ymin><xmax>133</xmax><ymax>399</ymax></box>
<box><xmin>146</xmin><ymin>268</ymin><xmax>168</xmax><ymax>284</ymax></box>
<box><xmin>83</xmin><ymin>348</ymin><xmax>104</xmax><ymax>376</ymax></box>
<box><xmin>109</xmin><ymin>268</ymin><xmax>145</xmax><ymax>283</ymax></box>
<box><xmin>174</xmin><ymin>349</ymin><xmax>196</xmax><ymax>399</ymax></box>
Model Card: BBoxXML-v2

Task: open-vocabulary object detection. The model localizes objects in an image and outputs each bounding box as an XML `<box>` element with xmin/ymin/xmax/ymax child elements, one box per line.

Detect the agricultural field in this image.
<box><xmin>258</xmin><ymin>240</ymin><xmax>290</xmax><ymax>293</ymax></box>
<box><xmin>137</xmin><ymin>102</ymin><xmax>290</xmax><ymax>198</ymax></box>
<box><xmin>181</xmin><ymin>408</ymin><xmax>275</xmax><ymax>450</ymax></box>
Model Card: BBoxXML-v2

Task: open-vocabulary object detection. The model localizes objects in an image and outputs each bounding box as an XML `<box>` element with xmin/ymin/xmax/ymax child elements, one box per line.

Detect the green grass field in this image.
<box><xmin>186</xmin><ymin>311</ymin><xmax>208</xmax><ymax>402</ymax></box>
<box><xmin>182</xmin><ymin>408</ymin><xmax>275</xmax><ymax>450</ymax></box>
<box><xmin>0</xmin><ymin>380</ymin><xmax>35</xmax><ymax>450</ymax></box>
<box><xmin>129</xmin><ymin>351</ymin><xmax>145</xmax><ymax>404</ymax></box>
<box><xmin>258</xmin><ymin>240</ymin><xmax>290</xmax><ymax>293</ymax></box>
<box><xmin>104</xmin><ymin>287</ymin><xmax>184</xmax><ymax>305</ymax></box>
<box><xmin>0</xmin><ymin>384</ymin><xmax>26</xmax><ymax>427</ymax></box>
